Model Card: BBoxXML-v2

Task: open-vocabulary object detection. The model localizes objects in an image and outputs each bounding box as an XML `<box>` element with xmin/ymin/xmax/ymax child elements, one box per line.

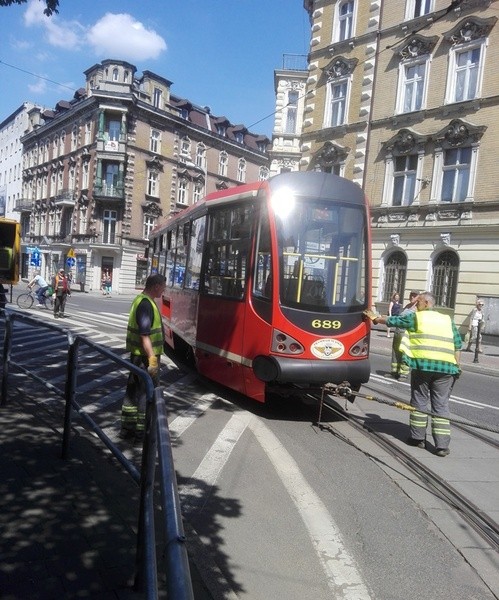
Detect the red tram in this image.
<box><xmin>148</xmin><ymin>171</ymin><xmax>371</xmax><ymax>403</ymax></box>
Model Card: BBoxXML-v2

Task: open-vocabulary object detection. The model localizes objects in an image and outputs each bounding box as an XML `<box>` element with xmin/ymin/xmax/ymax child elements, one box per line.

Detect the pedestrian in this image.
<box><xmin>390</xmin><ymin>290</ymin><xmax>419</xmax><ymax>379</ymax></box>
<box><xmin>104</xmin><ymin>274</ymin><xmax>112</xmax><ymax>296</ymax></box>
<box><xmin>27</xmin><ymin>270</ymin><xmax>49</xmax><ymax>307</ymax></box>
<box><xmin>465</xmin><ymin>299</ymin><xmax>485</xmax><ymax>353</ymax></box>
<box><xmin>0</xmin><ymin>282</ymin><xmax>7</xmax><ymax>310</ymax></box>
<box><xmin>386</xmin><ymin>292</ymin><xmax>401</xmax><ymax>338</ymax></box>
<box><xmin>52</xmin><ymin>268</ymin><xmax>71</xmax><ymax>318</ymax></box>
<box><xmin>367</xmin><ymin>292</ymin><xmax>462</xmax><ymax>457</ymax></box>
<box><xmin>120</xmin><ymin>273</ymin><xmax>166</xmax><ymax>444</ymax></box>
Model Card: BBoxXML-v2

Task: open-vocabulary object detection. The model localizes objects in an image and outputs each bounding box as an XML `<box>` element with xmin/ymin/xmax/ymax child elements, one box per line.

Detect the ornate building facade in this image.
<box><xmin>18</xmin><ymin>59</ymin><xmax>270</xmax><ymax>293</ymax></box>
<box><xmin>269</xmin><ymin>54</ymin><xmax>308</xmax><ymax>175</ymax></box>
<box><xmin>302</xmin><ymin>0</ymin><xmax>499</xmax><ymax>336</ymax></box>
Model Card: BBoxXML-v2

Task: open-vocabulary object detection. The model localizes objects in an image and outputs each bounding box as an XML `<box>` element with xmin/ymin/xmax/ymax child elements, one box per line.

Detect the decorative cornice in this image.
<box><xmin>433</xmin><ymin>119</ymin><xmax>486</xmax><ymax>148</ymax></box>
<box><xmin>383</xmin><ymin>128</ymin><xmax>429</xmax><ymax>155</ymax></box>
<box><xmin>443</xmin><ymin>16</ymin><xmax>497</xmax><ymax>45</ymax></box>
<box><xmin>324</xmin><ymin>56</ymin><xmax>358</xmax><ymax>80</ymax></box>
<box><xmin>396</xmin><ymin>35</ymin><xmax>439</xmax><ymax>60</ymax></box>
<box><xmin>311</xmin><ymin>141</ymin><xmax>349</xmax><ymax>170</ymax></box>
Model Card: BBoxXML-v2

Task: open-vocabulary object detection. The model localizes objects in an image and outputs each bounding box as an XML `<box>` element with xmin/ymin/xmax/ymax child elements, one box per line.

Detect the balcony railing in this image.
<box><xmin>14</xmin><ymin>198</ymin><xmax>34</xmax><ymax>212</ymax></box>
<box><xmin>54</xmin><ymin>189</ymin><xmax>76</xmax><ymax>207</ymax></box>
<box><xmin>93</xmin><ymin>184</ymin><xmax>124</xmax><ymax>201</ymax></box>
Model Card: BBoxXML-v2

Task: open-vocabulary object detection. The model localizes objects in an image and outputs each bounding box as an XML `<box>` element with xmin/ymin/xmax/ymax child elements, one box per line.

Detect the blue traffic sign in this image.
<box><xmin>66</xmin><ymin>257</ymin><xmax>75</xmax><ymax>267</ymax></box>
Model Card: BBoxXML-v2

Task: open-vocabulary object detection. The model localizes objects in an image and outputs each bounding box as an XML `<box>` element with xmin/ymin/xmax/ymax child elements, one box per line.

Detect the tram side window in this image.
<box><xmin>202</xmin><ymin>204</ymin><xmax>253</xmax><ymax>299</ymax></box>
<box><xmin>172</xmin><ymin>224</ymin><xmax>188</xmax><ymax>288</ymax></box>
<box><xmin>185</xmin><ymin>217</ymin><xmax>206</xmax><ymax>290</ymax></box>
<box><xmin>253</xmin><ymin>208</ymin><xmax>272</xmax><ymax>300</ymax></box>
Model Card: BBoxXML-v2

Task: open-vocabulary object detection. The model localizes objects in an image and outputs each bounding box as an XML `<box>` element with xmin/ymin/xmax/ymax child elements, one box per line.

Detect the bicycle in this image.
<box><xmin>16</xmin><ymin>288</ymin><xmax>54</xmax><ymax>310</ymax></box>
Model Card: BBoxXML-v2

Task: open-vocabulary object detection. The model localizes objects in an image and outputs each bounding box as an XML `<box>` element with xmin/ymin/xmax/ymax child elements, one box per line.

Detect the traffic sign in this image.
<box><xmin>67</xmin><ymin>248</ymin><xmax>75</xmax><ymax>259</ymax></box>
<box><xmin>66</xmin><ymin>257</ymin><xmax>75</xmax><ymax>267</ymax></box>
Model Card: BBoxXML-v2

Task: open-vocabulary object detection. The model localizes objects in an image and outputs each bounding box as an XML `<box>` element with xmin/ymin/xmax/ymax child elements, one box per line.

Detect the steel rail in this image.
<box><xmin>363</xmin><ymin>381</ymin><xmax>499</xmax><ymax>450</ymax></box>
<box><xmin>319</xmin><ymin>395</ymin><xmax>499</xmax><ymax>553</ymax></box>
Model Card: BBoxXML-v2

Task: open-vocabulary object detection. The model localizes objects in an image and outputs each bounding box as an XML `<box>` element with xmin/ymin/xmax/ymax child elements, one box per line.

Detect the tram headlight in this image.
<box><xmin>271</xmin><ymin>187</ymin><xmax>295</xmax><ymax>219</ymax></box>
<box><xmin>349</xmin><ymin>336</ymin><xmax>369</xmax><ymax>357</ymax></box>
<box><xmin>271</xmin><ymin>329</ymin><xmax>304</xmax><ymax>354</ymax></box>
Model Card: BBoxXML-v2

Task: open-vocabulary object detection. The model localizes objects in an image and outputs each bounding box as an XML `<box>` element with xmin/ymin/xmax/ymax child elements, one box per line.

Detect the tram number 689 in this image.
<box><xmin>311</xmin><ymin>319</ymin><xmax>341</xmax><ymax>330</ymax></box>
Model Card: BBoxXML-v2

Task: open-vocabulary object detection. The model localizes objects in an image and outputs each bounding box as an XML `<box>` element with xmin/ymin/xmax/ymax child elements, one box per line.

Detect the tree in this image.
<box><xmin>0</xmin><ymin>0</ymin><xmax>59</xmax><ymax>16</ymax></box>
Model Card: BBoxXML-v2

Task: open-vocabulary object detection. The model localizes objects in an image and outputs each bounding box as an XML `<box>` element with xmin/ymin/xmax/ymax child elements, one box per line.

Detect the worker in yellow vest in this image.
<box><xmin>120</xmin><ymin>273</ymin><xmax>166</xmax><ymax>444</ymax></box>
<box><xmin>368</xmin><ymin>292</ymin><xmax>461</xmax><ymax>457</ymax></box>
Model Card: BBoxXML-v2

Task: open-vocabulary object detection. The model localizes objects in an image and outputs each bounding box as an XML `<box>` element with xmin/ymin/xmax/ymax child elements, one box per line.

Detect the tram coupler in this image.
<box><xmin>317</xmin><ymin>381</ymin><xmax>358</xmax><ymax>424</ymax></box>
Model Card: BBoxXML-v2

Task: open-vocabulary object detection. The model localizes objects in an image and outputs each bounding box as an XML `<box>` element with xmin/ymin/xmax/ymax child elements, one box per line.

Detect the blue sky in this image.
<box><xmin>0</xmin><ymin>0</ymin><xmax>310</xmax><ymax>137</ymax></box>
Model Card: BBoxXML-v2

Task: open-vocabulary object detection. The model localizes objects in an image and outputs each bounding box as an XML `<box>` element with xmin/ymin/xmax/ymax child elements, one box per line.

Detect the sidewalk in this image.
<box><xmin>369</xmin><ymin>326</ymin><xmax>499</xmax><ymax>377</ymax></box>
<box><xmin>0</xmin><ymin>382</ymin><xmax>212</xmax><ymax>599</ymax></box>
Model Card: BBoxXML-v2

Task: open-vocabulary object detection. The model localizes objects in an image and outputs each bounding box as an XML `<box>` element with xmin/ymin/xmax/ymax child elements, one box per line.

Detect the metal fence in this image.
<box><xmin>0</xmin><ymin>310</ymin><xmax>193</xmax><ymax>600</ymax></box>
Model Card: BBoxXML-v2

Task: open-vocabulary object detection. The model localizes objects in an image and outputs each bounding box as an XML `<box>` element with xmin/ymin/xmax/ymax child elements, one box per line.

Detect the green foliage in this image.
<box><xmin>0</xmin><ymin>0</ymin><xmax>59</xmax><ymax>16</ymax></box>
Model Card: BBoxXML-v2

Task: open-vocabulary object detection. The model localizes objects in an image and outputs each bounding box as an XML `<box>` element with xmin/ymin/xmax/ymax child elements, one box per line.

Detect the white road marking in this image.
<box><xmin>169</xmin><ymin>393</ymin><xmax>218</xmax><ymax>437</ymax></box>
<box><xmin>249</xmin><ymin>419</ymin><xmax>372</xmax><ymax>599</ymax></box>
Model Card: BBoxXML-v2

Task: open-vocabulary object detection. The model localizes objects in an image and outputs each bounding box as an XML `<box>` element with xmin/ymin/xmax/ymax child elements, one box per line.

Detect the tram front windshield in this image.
<box><xmin>275</xmin><ymin>199</ymin><xmax>368</xmax><ymax>313</ymax></box>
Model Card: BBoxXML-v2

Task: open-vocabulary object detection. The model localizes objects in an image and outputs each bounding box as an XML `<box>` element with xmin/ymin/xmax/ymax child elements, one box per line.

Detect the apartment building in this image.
<box><xmin>302</xmin><ymin>0</ymin><xmax>499</xmax><ymax>336</ymax></box>
<box><xmin>18</xmin><ymin>59</ymin><xmax>270</xmax><ymax>293</ymax></box>
<box><xmin>0</xmin><ymin>102</ymin><xmax>45</xmax><ymax>225</ymax></box>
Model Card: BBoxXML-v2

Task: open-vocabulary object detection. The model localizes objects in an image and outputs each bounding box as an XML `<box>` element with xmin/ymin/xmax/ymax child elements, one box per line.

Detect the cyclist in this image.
<box><xmin>28</xmin><ymin>271</ymin><xmax>50</xmax><ymax>307</ymax></box>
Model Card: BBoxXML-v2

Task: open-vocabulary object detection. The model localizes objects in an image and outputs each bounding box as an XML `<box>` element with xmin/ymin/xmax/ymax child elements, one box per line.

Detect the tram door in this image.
<box><xmin>195</xmin><ymin>204</ymin><xmax>253</xmax><ymax>394</ymax></box>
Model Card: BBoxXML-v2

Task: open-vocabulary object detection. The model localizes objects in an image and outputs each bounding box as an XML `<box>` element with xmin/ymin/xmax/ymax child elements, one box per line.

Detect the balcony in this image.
<box><xmin>54</xmin><ymin>189</ymin><xmax>76</xmax><ymax>207</ymax></box>
<box><xmin>14</xmin><ymin>198</ymin><xmax>34</xmax><ymax>213</ymax></box>
<box><xmin>96</xmin><ymin>137</ymin><xmax>126</xmax><ymax>155</ymax></box>
<box><xmin>93</xmin><ymin>183</ymin><xmax>125</xmax><ymax>203</ymax></box>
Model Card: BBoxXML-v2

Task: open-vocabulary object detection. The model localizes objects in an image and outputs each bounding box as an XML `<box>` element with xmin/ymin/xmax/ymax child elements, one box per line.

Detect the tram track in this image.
<box><xmin>363</xmin><ymin>380</ymin><xmax>499</xmax><ymax>450</ymax></box>
<box><xmin>315</xmin><ymin>387</ymin><xmax>499</xmax><ymax>555</ymax></box>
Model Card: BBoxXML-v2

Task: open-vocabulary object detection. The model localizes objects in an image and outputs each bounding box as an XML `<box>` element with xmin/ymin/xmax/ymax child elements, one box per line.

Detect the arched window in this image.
<box><xmin>382</xmin><ymin>251</ymin><xmax>407</xmax><ymax>302</ymax></box>
<box><xmin>431</xmin><ymin>250</ymin><xmax>459</xmax><ymax>308</ymax></box>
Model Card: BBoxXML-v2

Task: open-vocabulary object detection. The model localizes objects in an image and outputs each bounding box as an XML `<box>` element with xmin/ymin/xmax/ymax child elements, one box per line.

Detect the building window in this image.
<box><xmin>153</xmin><ymin>88</ymin><xmax>162</xmax><ymax>109</ymax></box>
<box><xmin>446</xmin><ymin>42</ymin><xmax>484</xmax><ymax>104</ymax></box>
<box><xmin>107</xmin><ymin>120</ymin><xmax>121</xmax><ymax>142</ymax></box>
<box><xmin>335</xmin><ymin>1</ymin><xmax>355</xmax><ymax>42</ymax></box>
<box><xmin>393</xmin><ymin>155</ymin><xmax>418</xmax><ymax>206</ymax></box>
<box><xmin>441</xmin><ymin>147</ymin><xmax>472</xmax><ymax>202</ymax></box>
<box><xmin>234</xmin><ymin>131</ymin><xmax>244</xmax><ymax>143</ymax></box>
<box><xmin>325</xmin><ymin>79</ymin><xmax>349</xmax><ymax>127</ymax></box>
<box><xmin>71</xmin><ymin>126</ymin><xmax>78</xmax><ymax>151</ymax></box>
<box><xmin>216</xmin><ymin>124</ymin><xmax>226</xmax><ymax>137</ymax></box>
<box><xmin>218</xmin><ymin>152</ymin><xmax>228</xmax><ymax>177</ymax></box>
<box><xmin>82</xmin><ymin>161</ymin><xmax>89</xmax><ymax>189</ymax></box>
<box><xmin>382</xmin><ymin>251</ymin><xmax>407</xmax><ymax>303</ymax></box>
<box><xmin>405</xmin><ymin>0</ymin><xmax>433</xmax><ymax>19</ymax></box>
<box><xmin>193</xmin><ymin>181</ymin><xmax>203</xmax><ymax>204</ymax></box>
<box><xmin>180</xmin><ymin>137</ymin><xmax>191</xmax><ymax>158</ymax></box>
<box><xmin>259</xmin><ymin>166</ymin><xmax>270</xmax><ymax>181</ymax></box>
<box><xmin>285</xmin><ymin>91</ymin><xmax>299</xmax><ymax>134</ymax></box>
<box><xmin>196</xmin><ymin>144</ymin><xmax>206</xmax><ymax>169</ymax></box>
<box><xmin>105</xmin><ymin>164</ymin><xmax>119</xmax><ymax>194</ymax></box>
<box><xmin>84</xmin><ymin>122</ymin><xmax>92</xmax><ymax>145</ymax></box>
<box><xmin>147</xmin><ymin>170</ymin><xmax>159</xmax><ymax>197</ymax></box>
<box><xmin>150</xmin><ymin>129</ymin><xmax>161</xmax><ymax>154</ymax></box>
<box><xmin>143</xmin><ymin>214</ymin><xmax>156</xmax><ymax>240</ymax></box>
<box><xmin>431</xmin><ymin>250</ymin><xmax>459</xmax><ymax>308</ymax></box>
<box><xmin>177</xmin><ymin>179</ymin><xmax>188</xmax><ymax>205</ymax></box>
<box><xmin>103</xmin><ymin>209</ymin><xmax>117</xmax><ymax>244</ymax></box>
<box><xmin>397</xmin><ymin>59</ymin><xmax>428</xmax><ymax>113</ymax></box>
<box><xmin>112</xmin><ymin>68</ymin><xmax>119</xmax><ymax>82</ymax></box>
<box><xmin>237</xmin><ymin>158</ymin><xmax>246</xmax><ymax>183</ymax></box>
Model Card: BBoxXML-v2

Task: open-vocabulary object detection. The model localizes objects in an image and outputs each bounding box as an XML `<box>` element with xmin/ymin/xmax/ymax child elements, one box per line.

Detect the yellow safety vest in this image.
<box><xmin>126</xmin><ymin>293</ymin><xmax>164</xmax><ymax>356</ymax></box>
<box><xmin>399</xmin><ymin>310</ymin><xmax>457</xmax><ymax>364</ymax></box>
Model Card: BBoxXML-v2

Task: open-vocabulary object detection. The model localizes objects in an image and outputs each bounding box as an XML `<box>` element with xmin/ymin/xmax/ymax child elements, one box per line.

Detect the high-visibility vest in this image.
<box><xmin>399</xmin><ymin>310</ymin><xmax>457</xmax><ymax>364</ymax></box>
<box><xmin>126</xmin><ymin>293</ymin><xmax>163</xmax><ymax>356</ymax></box>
